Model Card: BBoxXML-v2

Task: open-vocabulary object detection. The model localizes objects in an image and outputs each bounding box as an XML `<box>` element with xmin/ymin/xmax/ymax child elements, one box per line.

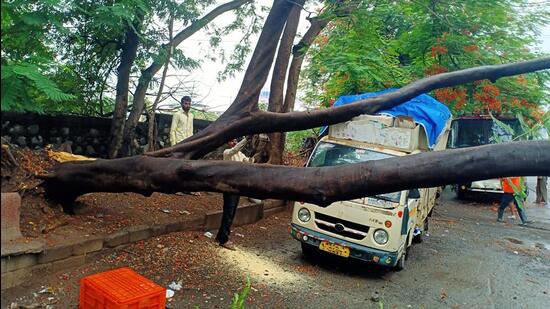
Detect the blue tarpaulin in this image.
<box><xmin>319</xmin><ymin>88</ymin><xmax>452</xmax><ymax>149</ymax></box>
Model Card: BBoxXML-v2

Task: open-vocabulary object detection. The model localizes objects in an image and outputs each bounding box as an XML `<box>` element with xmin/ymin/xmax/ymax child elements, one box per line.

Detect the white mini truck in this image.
<box><xmin>290</xmin><ymin>114</ymin><xmax>451</xmax><ymax>270</ymax></box>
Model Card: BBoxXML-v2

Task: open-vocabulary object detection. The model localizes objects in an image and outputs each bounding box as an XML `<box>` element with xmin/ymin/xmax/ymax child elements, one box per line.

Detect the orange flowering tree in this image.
<box><xmin>302</xmin><ymin>0</ymin><xmax>549</xmax><ymax>124</ymax></box>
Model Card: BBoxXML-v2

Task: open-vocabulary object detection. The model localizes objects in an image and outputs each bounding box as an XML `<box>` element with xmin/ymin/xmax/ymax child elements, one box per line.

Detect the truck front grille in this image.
<box><xmin>314</xmin><ymin>212</ymin><xmax>369</xmax><ymax>240</ymax></box>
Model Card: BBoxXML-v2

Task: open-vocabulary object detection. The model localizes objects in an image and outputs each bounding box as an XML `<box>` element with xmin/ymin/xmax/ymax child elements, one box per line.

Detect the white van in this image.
<box><xmin>290</xmin><ymin>114</ymin><xmax>451</xmax><ymax>270</ymax></box>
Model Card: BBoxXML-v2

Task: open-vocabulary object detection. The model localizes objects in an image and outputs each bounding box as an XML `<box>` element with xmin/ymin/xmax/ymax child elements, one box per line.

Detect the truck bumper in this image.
<box><xmin>458</xmin><ymin>182</ymin><xmax>504</xmax><ymax>194</ymax></box>
<box><xmin>290</xmin><ymin>224</ymin><xmax>399</xmax><ymax>267</ymax></box>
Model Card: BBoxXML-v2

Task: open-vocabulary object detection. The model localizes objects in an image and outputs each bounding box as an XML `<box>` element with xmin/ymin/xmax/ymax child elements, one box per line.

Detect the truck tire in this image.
<box><xmin>395</xmin><ymin>233</ymin><xmax>411</xmax><ymax>271</ymax></box>
<box><xmin>301</xmin><ymin>242</ymin><xmax>317</xmax><ymax>259</ymax></box>
<box><xmin>395</xmin><ymin>252</ymin><xmax>406</xmax><ymax>271</ymax></box>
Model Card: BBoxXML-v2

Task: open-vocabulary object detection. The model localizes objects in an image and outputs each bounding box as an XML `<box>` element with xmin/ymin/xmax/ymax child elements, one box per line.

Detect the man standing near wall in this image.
<box><xmin>170</xmin><ymin>96</ymin><xmax>193</xmax><ymax>146</ymax></box>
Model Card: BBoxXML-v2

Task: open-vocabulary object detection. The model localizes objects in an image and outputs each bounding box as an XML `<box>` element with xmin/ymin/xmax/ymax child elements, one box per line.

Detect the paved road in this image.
<box><xmin>2</xmin><ymin>189</ymin><xmax>549</xmax><ymax>308</ymax></box>
<box><xmin>207</xmin><ymin>189</ymin><xmax>550</xmax><ymax>309</ymax></box>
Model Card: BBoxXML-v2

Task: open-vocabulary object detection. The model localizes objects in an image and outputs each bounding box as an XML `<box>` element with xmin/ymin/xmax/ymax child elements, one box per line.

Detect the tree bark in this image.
<box><xmin>108</xmin><ymin>26</ymin><xmax>140</xmax><ymax>159</ymax></box>
<box><xmin>265</xmin><ymin>0</ymin><xmax>304</xmax><ymax>164</ymax></box>
<box><xmin>41</xmin><ymin>141</ymin><xmax>550</xmax><ymax>206</ymax></box>
<box><xmin>283</xmin><ymin>16</ymin><xmax>330</xmax><ymax>114</ymax></box>
<box><xmin>147</xmin><ymin>17</ymin><xmax>174</xmax><ymax>152</ymax></box>
<box><xmin>270</xmin><ymin>3</ymin><xmax>360</xmax><ymax>160</ymax></box>
<box><xmin>276</xmin><ymin>16</ymin><xmax>331</xmax><ymax>160</ymax></box>
<box><xmin>120</xmin><ymin>0</ymin><xmax>252</xmax><ymax>156</ymax></box>
<box><xmin>148</xmin><ymin>57</ymin><xmax>550</xmax><ymax>159</ymax></box>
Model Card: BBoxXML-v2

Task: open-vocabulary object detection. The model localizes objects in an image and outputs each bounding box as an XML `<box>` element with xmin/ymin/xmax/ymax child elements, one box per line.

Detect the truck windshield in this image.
<box><xmin>449</xmin><ymin>118</ymin><xmax>520</xmax><ymax>148</ymax></box>
<box><xmin>308</xmin><ymin>141</ymin><xmax>401</xmax><ymax>203</ymax></box>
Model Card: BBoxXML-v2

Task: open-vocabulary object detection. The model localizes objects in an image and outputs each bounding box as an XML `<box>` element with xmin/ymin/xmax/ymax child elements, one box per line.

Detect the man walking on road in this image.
<box><xmin>170</xmin><ymin>96</ymin><xmax>193</xmax><ymax>146</ymax></box>
<box><xmin>536</xmin><ymin>176</ymin><xmax>548</xmax><ymax>205</ymax></box>
<box><xmin>497</xmin><ymin>176</ymin><xmax>532</xmax><ymax>225</ymax></box>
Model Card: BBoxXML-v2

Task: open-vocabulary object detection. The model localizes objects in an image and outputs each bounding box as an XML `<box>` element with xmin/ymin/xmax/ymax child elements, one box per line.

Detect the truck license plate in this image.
<box><xmin>319</xmin><ymin>241</ymin><xmax>350</xmax><ymax>257</ymax></box>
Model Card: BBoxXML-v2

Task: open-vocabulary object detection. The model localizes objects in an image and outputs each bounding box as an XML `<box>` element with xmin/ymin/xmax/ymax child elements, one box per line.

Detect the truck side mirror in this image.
<box><xmin>408</xmin><ymin>188</ymin><xmax>420</xmax><ymax>199</ymax></box>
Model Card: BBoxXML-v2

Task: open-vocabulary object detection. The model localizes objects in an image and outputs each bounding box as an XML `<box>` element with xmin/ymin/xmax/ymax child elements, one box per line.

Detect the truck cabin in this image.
<box><xmin>448</xmin><ymin>115</ymin><xmax>521</xmax><ymax>149</ymax></box>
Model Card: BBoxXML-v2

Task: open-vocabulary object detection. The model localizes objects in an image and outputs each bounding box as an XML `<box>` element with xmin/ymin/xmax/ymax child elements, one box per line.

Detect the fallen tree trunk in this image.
<box><xmin>41</xmin><ymin>141</ymin><xmax>550</xmax><ymax>207</ymax></box>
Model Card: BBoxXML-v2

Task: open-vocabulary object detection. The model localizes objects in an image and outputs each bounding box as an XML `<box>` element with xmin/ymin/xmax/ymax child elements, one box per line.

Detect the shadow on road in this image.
<box><xmin>299</xmin><ymin>249</ymin><xmax>391</xmax><ymax>279</ymax></box>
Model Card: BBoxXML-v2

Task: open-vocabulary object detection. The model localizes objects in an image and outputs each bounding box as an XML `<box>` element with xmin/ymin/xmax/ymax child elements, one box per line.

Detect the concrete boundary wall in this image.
<box><xmin>1</xmin><ymin>112</ymin><xmax>212</xmax><ymax>158</ymax></box>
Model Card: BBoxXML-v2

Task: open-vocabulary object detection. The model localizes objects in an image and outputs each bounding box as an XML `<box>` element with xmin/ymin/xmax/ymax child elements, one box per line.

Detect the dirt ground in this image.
<box><xmin>1</xmin><ymin>148</ymin><xmax>251</xmax><ymax>248</ymax></box>
<box><xmin>2</xmin><ymin>188</ymin><xmax>549</xmax><ymax>308</ymax></box>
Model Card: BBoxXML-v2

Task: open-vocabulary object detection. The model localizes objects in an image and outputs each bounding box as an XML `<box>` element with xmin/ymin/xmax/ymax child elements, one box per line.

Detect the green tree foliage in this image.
<box><xmin>286</xmin><ymin>129</ymin><xmax>317</xmax><ymax>153</ymax></box>
<box><xmin>302</xmin><ymin>3</ymin><xmax>407</xmax><ymax>107</ymax></box>
<box><xmin>49</xmin><ymin>0</ymin><xmax>148</xmax><ymax>116</ymax></box>
<box><xmin>302</xmin><ymin>0</ymin><xmax>550</xmax><ymax>125</ymax></box>
<box><xmin>2</xmin><ymin>0</ymin><xmax>260</xmax><ymax>117</ymax></box>
<box><xmin>1</xmin><ymin>0</ymin><xmax>75</xmax><ymax>112</ymax></box>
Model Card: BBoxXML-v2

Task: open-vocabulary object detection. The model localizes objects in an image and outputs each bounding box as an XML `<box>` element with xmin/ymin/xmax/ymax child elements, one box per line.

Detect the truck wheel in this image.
<box><xmin>301</xmin><ymin>242</ymin><xmax>317</xmax><ymax>259</ymax></box>
<box><xmin>395</xmin><ymin>235</ymin><xmax>411</xmax><ymax>271</ymax></box>
<box><xmin>395</xmin><ymin>252</ymin><xmax>406</xmax><ymax>271</ymax></box>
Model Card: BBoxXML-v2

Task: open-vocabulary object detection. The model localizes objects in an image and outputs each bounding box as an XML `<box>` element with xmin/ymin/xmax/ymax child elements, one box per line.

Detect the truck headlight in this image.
<box><xmin>373</xmin><ymin>229</ymin><xmax>388</xmax><ymax>245</ymax></box>
<box><xmin>298</xmin><ymin>208</ymin><xmax>311</xmax><ymax>222</ymax></box>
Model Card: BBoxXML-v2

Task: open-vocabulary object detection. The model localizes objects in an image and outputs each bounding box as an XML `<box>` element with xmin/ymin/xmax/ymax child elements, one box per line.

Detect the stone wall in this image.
<box><xmin>1</xmin><ymin>112</ymin><xmax>212</xmax><ymax>158</ymax></box>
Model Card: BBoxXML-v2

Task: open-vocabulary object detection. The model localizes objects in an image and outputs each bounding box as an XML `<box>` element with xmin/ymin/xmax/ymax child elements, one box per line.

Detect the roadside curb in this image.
<box><xmin>1</xmin><ymin>199</ymin><xmax>292</xmax><ymax>290</ymax></box>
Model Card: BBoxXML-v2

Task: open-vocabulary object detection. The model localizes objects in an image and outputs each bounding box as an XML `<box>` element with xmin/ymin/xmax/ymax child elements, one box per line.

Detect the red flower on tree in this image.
<box><xmin>463</xmin><ymin>45</ymin><xmax>479</xmax><ymax>52</ymax></box>
<box><xmin>431</xmin><ymin>45</ymin><xmax>448</xmax><ymax>58</ymax></box>
<box><xmin>473</xmin><ymin>83</ymin><xmax>502</xmax><ymax>113</ymax></box>
<box><xmin>434</xmin><ymin>87</ymin><xmax>466</xmax><ymax>112</ymax></box>
<box><xmin>425</xmin><ymin>64</ymin><xmax>448</xmax><ymax>76</ymax></box>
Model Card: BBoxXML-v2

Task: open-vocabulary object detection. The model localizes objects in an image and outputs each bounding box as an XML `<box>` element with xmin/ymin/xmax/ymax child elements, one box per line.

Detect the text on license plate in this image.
<box><xmin>319</xmin><ymin>241</ymin><xmax>350</xmax><ymax>257</ymax></box>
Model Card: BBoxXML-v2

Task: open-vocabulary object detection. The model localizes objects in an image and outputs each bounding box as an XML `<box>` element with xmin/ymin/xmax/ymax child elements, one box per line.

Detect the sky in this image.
<box><xmin>159</xmin><ymin>0</ymin><xmax>312</xmax><ymax>113</ymax></box>
<box><xmin>159</xmin><ymin>1</ymin><xmax>550</xmax><ymax>114</ymax></box>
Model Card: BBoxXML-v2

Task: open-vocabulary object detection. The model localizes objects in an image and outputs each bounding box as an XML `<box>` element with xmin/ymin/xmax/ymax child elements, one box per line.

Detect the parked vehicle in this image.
<box><xmin>290</xmin><ymin>93</ymin><xmax>451</xmax><ymax>270</ymax></box>
<box><xmin>448</xmin><ymin>115</ymin><xmax>521</xmax><ymax>198</ymax></box>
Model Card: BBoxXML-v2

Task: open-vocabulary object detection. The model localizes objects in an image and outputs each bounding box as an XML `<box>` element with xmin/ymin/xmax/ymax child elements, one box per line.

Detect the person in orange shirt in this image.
<box><xmin>497</xmin><ymin>177</ymin><xmax>532</xmax><ymax>225</ymax></box>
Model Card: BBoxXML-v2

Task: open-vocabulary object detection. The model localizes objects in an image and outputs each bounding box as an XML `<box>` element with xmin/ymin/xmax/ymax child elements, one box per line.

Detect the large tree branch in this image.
<box><xmin>148</xmin><ymin>57</ymin><xmax>550</xmax><ymax>158</ymax></box>
<box><xmin>266</xmin><ymin>0</ymin><xmax>304</xmax><ymax>164</ymax></box>
<box><xmin>271</xmin><ymin>15</ymin><xmax>331</xmax><ymax>163</ymax></box>
<box><xmin>282</xmin><ymin>16</ymin><xmax>329</xmax><ymax>113</ymax></box>
<box><xmin>42</xmin><ymin>141</ymin><xmax>550</xmax><ymax>206</ymax></box>
<box><xmin>268</xmin><ymin>0</ymin><xmax>303</xmax><ymax>114</ymax></box>
<box><xmin>108</xmin><ymin>25</ymin><xmax>141</xmax><ymax>159</ymax></box>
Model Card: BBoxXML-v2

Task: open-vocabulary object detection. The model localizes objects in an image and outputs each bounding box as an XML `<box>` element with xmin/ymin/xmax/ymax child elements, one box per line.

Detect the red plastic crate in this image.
<box><xmin>79</xmin><ymin>267</ymin><xmax>166</xmax><ymax>309</ymax></box>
